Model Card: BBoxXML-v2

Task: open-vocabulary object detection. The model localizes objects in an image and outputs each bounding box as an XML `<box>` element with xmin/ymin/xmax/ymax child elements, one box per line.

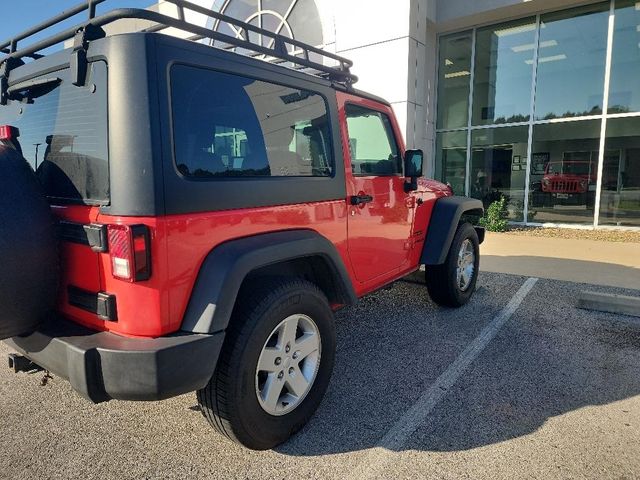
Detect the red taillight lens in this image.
<box><xmin>107</xmin><ymin>224</ymin><xmax>151</xmax><ymax>282</ymax></box>
<box><xmin>0</xmin><ymin>125</ymin><xmax>19</xmax><ymax>141</ymax></box>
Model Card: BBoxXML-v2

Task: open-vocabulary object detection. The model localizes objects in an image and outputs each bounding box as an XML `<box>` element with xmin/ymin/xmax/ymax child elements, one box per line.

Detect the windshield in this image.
<box><xmin>0</xmin><ymin>61</ymin><xmax>108</xmax><ymax>204</ymax></box>
<box><xmin>547</xmin><ymin>162</ymin><xmax>591</xmax><ymax>176</ymax></box>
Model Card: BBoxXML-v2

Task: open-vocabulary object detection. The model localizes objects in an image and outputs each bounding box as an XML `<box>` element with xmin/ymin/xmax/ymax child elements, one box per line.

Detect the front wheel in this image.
<box><xmin>425</xmin><ymin>222</ymin><xmax>480</xmax><ymax>307</ymax></box>
<box><xmin>197</xmin><ymin>278</ymin><xmax>336</xmax><ymax>450</ymax></box>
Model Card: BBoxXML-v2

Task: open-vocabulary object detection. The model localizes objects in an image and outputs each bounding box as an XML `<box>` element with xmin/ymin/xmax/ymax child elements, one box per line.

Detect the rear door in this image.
<box><xmin>0</xmin><ymin>62</ymin><xmax>109</xmax><ymax>327</ymax></box>
<box><xmin>337</xmin><ymin>93</ymin><xmax>414</xmax><ymax>283</ymax></box>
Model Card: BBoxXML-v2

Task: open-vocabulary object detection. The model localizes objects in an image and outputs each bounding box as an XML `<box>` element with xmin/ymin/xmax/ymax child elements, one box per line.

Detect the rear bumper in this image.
<box><xmin>5</xmin><ymin>317</ymin><xmax>224</xmax><ymax>403</ymax></box>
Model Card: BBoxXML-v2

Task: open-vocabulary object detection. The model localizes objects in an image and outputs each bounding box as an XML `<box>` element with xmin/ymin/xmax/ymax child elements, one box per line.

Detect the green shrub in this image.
<box><xmin>480</xmin><ymin>197</ymin><xmax>509</xmax><ymax>232</ymax></box>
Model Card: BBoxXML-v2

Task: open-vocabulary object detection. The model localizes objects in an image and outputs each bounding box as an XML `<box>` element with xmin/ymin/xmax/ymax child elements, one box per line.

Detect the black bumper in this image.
<box><xmin>5</xmin><ymin>317</ymin><xmax>224</xmax><ymax>403</ymax></box>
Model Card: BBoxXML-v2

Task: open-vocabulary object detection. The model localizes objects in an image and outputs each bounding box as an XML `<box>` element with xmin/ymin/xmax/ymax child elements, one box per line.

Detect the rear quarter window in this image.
<box><xmin>170</xmin><ymin>65</ymin><xmax>333</xmax><ymax>179</ymax></box>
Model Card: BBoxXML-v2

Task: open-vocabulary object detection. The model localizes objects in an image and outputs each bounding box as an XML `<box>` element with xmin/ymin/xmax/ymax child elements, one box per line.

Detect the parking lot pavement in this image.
<box><xmin>1</xmin><ymin>272</ymin><xmax>639</xmax><ymax>480</ymax></box>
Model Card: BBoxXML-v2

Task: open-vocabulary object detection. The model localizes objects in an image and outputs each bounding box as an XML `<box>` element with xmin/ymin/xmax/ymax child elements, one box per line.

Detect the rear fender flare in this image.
<box><xmin>181</xmin><ymin>230</ymin><xmax>357</xmax><ymax>334</ymax></box>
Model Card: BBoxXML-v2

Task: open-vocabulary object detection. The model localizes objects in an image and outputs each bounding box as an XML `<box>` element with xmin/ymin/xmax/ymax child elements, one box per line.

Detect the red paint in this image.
<box><xmin>51</xmin><ymin>205</ymin><xmax>104</xmax><ymax>329</ymax></box>
<box><xmin>0</xmin><ymin>125</ymin><xmax>18</xmax><ymax>141</ymax></box>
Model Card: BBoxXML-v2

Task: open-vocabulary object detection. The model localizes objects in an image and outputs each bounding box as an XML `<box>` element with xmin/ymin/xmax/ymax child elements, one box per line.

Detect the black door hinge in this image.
<box><xmin>70</xmin><ymin>24</ymin><xmax>105</xmax><ymax>87</ymax></box>
<box><xmin>0</xmin><ymin>57</ymin><xmax>24</xmax><ymax>106</ymax></box>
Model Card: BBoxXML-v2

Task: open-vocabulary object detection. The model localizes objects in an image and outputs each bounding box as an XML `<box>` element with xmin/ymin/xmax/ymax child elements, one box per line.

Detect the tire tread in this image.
<box><xmin>197</xmin><ymin>277</ymin><xmax>332</xmax><ymax>449</ymax></box>
<box><xmin>425</xmin><ymin>222</ymin><xmax>479</xmax><ymax>308</ymax></box>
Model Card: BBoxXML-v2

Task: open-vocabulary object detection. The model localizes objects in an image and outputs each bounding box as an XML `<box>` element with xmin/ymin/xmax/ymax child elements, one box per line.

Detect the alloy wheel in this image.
<box><xmin>456</xmin><ymin>238</ymin><xmax>475</xmax><ymax>292</ymax></box>
<box><xmin>255</xmin><ymin>314</ymin><xmax>321</xmax><ymax>416</ymax></box>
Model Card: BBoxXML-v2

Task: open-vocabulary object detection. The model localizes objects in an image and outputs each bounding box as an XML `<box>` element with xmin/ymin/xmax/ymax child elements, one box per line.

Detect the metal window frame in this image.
<box><xmin>433</xmin><ymin>0</ymin><xmax>640</xmax><ymax>230</ymax></box>
<box><xmin>523</xmin><ymin>14</ymin><xmax>541</xmax><ymax>224</ymax></box>
<box><xmin>432</xmin><ymin>29</ymin><xmax>474</xmax><ymax>187</ymax></box>
<box><xmin>594</xmin><ymin>0</ymin><xmax>617</xmax><ymax>227</ymax></box>
<box><xmin>464</xmin><ymin>28</ymin><xmax>477</xmax><ymax>196</ymax></box>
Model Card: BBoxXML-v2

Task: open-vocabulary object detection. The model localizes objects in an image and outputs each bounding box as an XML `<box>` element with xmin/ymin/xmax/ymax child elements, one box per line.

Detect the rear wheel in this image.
<box><xmin>197</xmin><ymin>278</ymin><xmax>336</xmax><ymax>450</ymax></box>
<box><xmin>425</xmin><ymin>222</ymin><xmax>479</xmax><ymax>307</ymax></box>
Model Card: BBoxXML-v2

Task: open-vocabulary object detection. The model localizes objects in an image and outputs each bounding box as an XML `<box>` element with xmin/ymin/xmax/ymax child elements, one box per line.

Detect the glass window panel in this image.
<box><xmin>345</xmin><ymin>105</ymin><xmax>402</xmax><ymax>176</ymax></box>
<box><xmin>528</xmin><ymin>120</ymin><xmax>601</xmax><ymax>224</ymax></box>
<box><xmin>435</xmin><ymin>131</ymin><xmax>467</xmax><ymax>195</ymax></box>
<box><xmin>171</xmin><ymin>65</ymin><xmax>333</xmax><ymax>178</ymax></box>
<box><xmin>437</xmin><ymin>32</ymin><xmax>473</xmax><ymax>129</ymax></box>
<box><xmin>534</xmin><ymin>3</ymin><xmax>609</xmax><ymax>120</ymax></box>
<box><xmin>471</xmin><ymin>126</ymin><xmax>529</xmax><ymax>221</ymax></box>
<box><xmin>608</xmin><ymin>0</ymin><xmax>640</xmax><ymax>114</ymax></box>
<box><xmin>599</xmin><ymin>117</ymin><xmax>640</xmax><ymax>227</ymax></box>
<box><xmin>472</xmin><ymin>18</ymin><xmax>536</xmax><ymax>126</ymax></box>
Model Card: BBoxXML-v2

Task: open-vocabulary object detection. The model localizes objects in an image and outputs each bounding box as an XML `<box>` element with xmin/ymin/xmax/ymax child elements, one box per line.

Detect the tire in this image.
<box><xmin>0</xmin><ymin>145</ymin><xmax>58</xmax><ymax>340</ymax></box>
<box><xmin>197</xmin><ymin>278</ymin><xmax>336</xmax><ymax>450</ymax></box>
<box><xmin>425</xmin><ymin>222</ymin><xmax>479</xmax><ymax>308</ymax></box>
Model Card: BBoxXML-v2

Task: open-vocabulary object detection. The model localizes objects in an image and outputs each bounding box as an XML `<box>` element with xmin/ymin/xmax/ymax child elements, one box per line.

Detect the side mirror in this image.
<box><xmin>405</xmin><ymin>149</ymin><xmax>423</xmax><ymax>178</ymax></box>
<box><xmin>404</xmin><ymin>149</ymin><xmax>423</xmax><ymax>192</ymax></box>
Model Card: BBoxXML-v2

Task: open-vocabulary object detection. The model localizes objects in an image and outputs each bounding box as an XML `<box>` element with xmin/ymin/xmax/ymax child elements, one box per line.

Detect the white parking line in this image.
<box><xmin>347</xmin><ymin>277</ymin><xmax>539</xmax><ymax>480</ymax></box>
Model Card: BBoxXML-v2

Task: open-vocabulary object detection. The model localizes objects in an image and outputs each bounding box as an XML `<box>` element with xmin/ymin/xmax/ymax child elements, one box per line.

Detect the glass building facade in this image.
<box><xmin>435</xmin><ymin>0</ymin><xmax>640</xmax><ymax>227</ymax></box>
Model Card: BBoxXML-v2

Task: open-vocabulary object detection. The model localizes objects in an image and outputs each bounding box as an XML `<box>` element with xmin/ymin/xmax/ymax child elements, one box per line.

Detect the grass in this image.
<box><xmin>504</xmin><ymin>226</ymin><xmax>640</xmax><ymax>243</ymax></box>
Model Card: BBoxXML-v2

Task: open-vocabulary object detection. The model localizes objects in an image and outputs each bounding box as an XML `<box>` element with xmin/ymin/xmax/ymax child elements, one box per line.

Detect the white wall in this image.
<box><xmin>316</xmin><ymin>0</ymin><xmax>436</xmax><ymax>174</ymax></box>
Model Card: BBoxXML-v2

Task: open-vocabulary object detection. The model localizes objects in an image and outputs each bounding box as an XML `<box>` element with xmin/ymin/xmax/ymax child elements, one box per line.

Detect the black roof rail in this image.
<box><xmin>0</xmin><ymin>0</ymin><xmax>358</xmax><ymax>86</ymax></box>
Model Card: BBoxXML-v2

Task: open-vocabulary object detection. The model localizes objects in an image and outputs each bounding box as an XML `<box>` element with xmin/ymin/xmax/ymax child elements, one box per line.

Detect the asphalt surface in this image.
<box><xmin>1</xmin><ymin>272</ymin><xmax>639</xmax><ymax>479</ymax></box>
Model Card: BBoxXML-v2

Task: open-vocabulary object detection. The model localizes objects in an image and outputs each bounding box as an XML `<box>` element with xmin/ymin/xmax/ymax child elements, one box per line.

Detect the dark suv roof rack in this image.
<box><xmin>0</xmin><ymin>0</ymin><xmax>357</xmax><ymax>88</ymax></box>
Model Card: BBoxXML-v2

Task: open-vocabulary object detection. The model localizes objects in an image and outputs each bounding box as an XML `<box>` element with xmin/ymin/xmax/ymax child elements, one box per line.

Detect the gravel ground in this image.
<box><xmin>1</xmin><ymin>272</ymin><xmax>639</xmax><ymax>480</ymax></box>
<box><xmin>505</xmin><ymin>226</ymin><xmax>640</xmax><ymax>243</ymax></box>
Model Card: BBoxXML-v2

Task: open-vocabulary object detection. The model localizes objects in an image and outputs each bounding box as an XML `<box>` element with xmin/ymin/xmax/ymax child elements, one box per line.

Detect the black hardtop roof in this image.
<box><xmin>2</xmin><ymin>33</ymin><xmax>390</xmax><ymax>111</ymax></box>
<box><xmin>153</xmin><ymin>32</ymin><xmax>391</xmax><ymax>106</ymax></box>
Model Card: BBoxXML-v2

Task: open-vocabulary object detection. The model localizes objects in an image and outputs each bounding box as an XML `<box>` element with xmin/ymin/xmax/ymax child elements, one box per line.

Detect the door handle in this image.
<box><xmin>350</xmin><ymin>194</ymin><xmax>374</xmax><ymax>206</ymax></box>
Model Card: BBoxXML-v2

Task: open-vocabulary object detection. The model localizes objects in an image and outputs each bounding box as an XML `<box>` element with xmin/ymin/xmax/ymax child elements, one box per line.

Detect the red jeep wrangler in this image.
<box><xmin>541</xmin><ymin>160</ymin><xmax>596</xmax><ymax>195</ymax></box>
<box><xmin>0</xmin><ymin>1</ymin><xmax>483</xmax><ymax>450</ymax></box>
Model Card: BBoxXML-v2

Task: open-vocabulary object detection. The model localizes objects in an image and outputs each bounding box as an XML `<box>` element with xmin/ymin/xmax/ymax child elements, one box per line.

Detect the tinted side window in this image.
<box><xmin>345</xmin><ymin>104</ymin><xmax>401</xmax><ymax>176</ymax></box>
<box><xmin>171</xmin><ymin>65</ymin><xmax>333</xmax><ymax>178</ymax></box>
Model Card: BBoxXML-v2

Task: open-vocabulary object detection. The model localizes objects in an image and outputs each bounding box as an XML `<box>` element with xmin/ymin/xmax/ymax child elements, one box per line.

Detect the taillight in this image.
<box><xmin>0</xmin><ymin>125</ymin><xmax>19</xmax><ymax>141</ymax></box>
<box><xmin>107</xmin><ymin>224</ymin><xmax>151</xmax><ymax>282</ymax></box>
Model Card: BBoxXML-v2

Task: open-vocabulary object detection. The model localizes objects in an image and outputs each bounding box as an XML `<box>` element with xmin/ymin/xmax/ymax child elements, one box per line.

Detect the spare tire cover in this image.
<box><xmin>0</xmin><ymin>145</ymin><xmax>58</xmax><ymax>340</ymax></box>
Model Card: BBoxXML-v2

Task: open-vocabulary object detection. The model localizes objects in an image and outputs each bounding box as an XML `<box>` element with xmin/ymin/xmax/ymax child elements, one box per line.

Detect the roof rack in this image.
<box><xmin>0</xmin><ymin>0</ymin><xmax>357</xmax><ymax>99</ymax></box>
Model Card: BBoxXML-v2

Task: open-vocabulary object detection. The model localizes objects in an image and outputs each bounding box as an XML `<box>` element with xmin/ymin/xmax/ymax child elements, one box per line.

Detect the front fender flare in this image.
<box><xmin>421</xmin><ymin>196</ymin><xmax>484</xmax><ymax>265</ymax></box>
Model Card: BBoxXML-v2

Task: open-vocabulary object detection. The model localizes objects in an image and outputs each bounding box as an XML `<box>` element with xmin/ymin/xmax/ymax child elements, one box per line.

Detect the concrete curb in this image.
<box><xmin>577</xmin><ymin>291</ymin><xmax>640</xmax><ymax>318</ymax></box>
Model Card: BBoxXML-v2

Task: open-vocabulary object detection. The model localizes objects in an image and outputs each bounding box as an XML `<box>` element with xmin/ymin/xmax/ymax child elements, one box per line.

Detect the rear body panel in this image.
<box><xmin>94</xmin><ymin>201</ymin><xmax>350</xmax><ymax>337</ymax></box>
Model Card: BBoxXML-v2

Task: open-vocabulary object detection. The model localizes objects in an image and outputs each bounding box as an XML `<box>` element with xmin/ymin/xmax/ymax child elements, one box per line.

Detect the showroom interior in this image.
<box><xmin>433</xmin><ymin>0</ymin><xmax>640</xmax><ymax>228</ymax></box>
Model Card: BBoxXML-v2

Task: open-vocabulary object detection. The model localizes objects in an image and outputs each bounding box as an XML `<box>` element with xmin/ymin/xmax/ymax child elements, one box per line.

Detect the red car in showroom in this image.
<box><xmin>541</xmin><ymin>160</ymin><xmax>597</xmax><ymax>197</ymax></box>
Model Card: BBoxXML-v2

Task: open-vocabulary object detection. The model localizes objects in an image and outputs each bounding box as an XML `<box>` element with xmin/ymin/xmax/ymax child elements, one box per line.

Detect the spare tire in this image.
<box><xmin>0</xmin><ymin>145</ymin><xmax>59</xmax><ymax>340</ymax></box>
